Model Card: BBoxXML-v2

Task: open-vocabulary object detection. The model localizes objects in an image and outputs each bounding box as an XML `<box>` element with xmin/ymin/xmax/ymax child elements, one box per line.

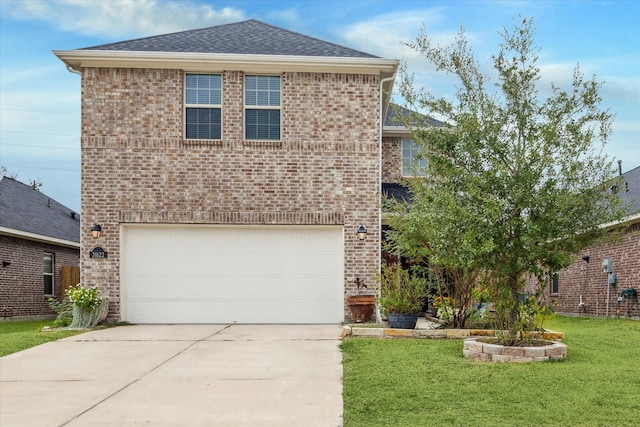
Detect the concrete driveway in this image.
<box><xmin>0</xmin><ymin>324</ymin><xmax>343</xmax><ymax>427</ymax></box>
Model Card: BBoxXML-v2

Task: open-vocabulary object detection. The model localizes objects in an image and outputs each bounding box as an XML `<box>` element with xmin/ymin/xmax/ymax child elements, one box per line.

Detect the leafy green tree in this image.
<box><xmin>387</xmin><ymin>17</ymin><xmax>626</xmax><ymax>339</ymax></box>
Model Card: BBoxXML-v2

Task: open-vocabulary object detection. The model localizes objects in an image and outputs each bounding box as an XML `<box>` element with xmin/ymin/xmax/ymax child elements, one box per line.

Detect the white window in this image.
<box><xmin>402</xmin><ymin>139</ymin><xmax>427</xmax><ymax>177</ymax></box>
<box><xmin>245</xmin><ymin>75</ymin><xmax>280</xmax><ymax>140</ymax></box>
<box><xmin>43</xmin><ymin>253</ymin><xmax>54</xmax><ymax>295</ymax></box>
<box><xmin>185</xmin><ymin>74</ymin><xmax>222</xmax><ymax>140</ymax></box>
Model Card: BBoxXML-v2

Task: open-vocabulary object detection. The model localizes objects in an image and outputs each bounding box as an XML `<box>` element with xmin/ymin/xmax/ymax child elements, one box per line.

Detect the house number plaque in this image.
<box><xmin>89</xmin><ymin>247</ymin><xmax>108</xmax><ymax>259</ymax></box>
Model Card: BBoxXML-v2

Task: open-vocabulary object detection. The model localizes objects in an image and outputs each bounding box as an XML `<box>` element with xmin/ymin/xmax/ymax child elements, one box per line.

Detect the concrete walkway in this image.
<box><xmin>0</xmin><ymin>324</ymin><xmax>343</xmax><ymax>427</ymax></box>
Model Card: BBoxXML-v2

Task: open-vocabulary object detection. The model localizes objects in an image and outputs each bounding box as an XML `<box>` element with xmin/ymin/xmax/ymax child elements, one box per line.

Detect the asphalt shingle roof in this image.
<box><xmin>618</xmin><ymin>165</ymin><xmax>640</xmax><ymax>216</ymax></box>
<box><xmin>384</xmin><ymin>105</ymin><xmax>444</xmax><ymax>128</ymax></box>
<box><xmin>0</xmin><ymin>177</ymin><xmax>80</xmax><ymax>243</ymax></box>
<box><xmin>81</xmin><ymin>19</ymin><xmax>378</xmax><ymax>58</ymax></box>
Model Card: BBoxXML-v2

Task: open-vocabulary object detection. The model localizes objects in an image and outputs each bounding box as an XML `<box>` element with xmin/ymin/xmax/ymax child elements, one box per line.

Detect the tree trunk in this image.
<box><xmin>508</xmin><ymin>275</ymin><xmax>520</xmax><ymax>341</ymax></box>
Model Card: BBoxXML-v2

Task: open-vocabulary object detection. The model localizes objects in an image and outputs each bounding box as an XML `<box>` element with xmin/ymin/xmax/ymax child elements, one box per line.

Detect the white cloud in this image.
<box><xmin>338</xmin><ymin>8</ymin><xmax>495</xmax><ymax>106</ymax></box>
<box><xmin>2</xmin><ymin>0</ymin><xmax>245</xmax><ymax>38</ymax></box>
<box><xmin>339</xmin><ymin>9</ymin><xmax>457</xmax><ymax>59</ymax></box>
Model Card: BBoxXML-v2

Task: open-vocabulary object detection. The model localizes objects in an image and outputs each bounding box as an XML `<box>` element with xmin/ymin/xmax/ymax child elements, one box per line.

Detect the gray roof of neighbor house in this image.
<box><xmin>0</xmin><ymin>176</ymin><xmax>80</xmax><ymax>244</ymax></box>
<box><xmin>618</xmin><ymin>165</ymin><xmax>640</xmax><ymax>216</ymax></box>
<box><xmin>384</xmin><ymin>105</ymin><xmax>445</xmax><ymax>128</ymax></box>
<box><xmin>81</xmin><ymin>19</ymin><xmax>378</xmax><ymax>58</ymax></box>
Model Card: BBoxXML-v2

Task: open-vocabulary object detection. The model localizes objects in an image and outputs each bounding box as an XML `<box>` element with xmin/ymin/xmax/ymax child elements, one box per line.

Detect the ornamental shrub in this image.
<box><xmin>48</xmin><ymin>297</ymin><xmax>73</xmax><ymax>327</ymax></box>
<box><xmin>65</xmin><ymin>284</ymin><xmax>101</xmax><ymax>311</ymax></box>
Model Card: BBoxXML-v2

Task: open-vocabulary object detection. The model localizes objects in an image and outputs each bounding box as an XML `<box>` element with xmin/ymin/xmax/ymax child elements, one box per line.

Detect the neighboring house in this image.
<box><xmin>534</xmin><ymin>165</ymin><xmax>640</xmax><ymax>317</ymax></box>
<box><xmin>0</xmin><ymin>176</ymin><xmax>80</xmax><ymax>319</ymax></box>
<box><xmin>54</xmin><ymin>19</ymin><xmax>400</xmax><ymax>323</ymax></box>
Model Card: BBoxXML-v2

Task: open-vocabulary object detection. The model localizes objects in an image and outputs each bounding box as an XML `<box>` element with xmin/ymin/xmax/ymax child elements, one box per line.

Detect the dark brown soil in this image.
<box><xmin>476</xmin><ymin>337</ymin><xmax>551</xmax><ymax>347</ymax></box>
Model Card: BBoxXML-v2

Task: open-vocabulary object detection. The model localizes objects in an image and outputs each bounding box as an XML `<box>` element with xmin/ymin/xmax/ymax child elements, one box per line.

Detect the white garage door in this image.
<box><xmin>121</xmin><ymin>224</ymin><xmax>344</xmax><ymax>324</ymax></box>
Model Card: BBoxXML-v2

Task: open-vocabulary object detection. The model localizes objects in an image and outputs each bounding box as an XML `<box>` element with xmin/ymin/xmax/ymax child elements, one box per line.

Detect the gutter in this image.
<box><xmin>599</xmin><ymin>211</ymin><xmax>640</xmax><ymax>230</ymax></box>
<box><xmin>0</xmin><ymin>226</ymin><xmax>80</xmax><ymax>249</ymax></box>
<box><xmin>65</xmin><ymin>64</ymin><xmax>81</xmax><ymax>75</ymax></box>
<box><xmin>53</xmin><ymin>50</ymin><xmax>399</xmax><ymax>75</ymax></box>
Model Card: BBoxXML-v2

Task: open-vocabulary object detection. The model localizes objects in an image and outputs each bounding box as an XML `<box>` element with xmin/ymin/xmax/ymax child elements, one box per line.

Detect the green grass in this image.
<box><xmin>341</xmin><ymin>315</ymin><xmax>640</xmax><ymax>427</ymax></box>
<box><xmin>0</xmin><ymin>319</ymin><xmax>87</xmax><ymax>357</ymax></box>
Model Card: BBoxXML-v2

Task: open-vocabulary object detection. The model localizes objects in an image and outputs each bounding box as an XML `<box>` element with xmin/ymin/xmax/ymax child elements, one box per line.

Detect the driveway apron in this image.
<box><xmin>0</xmin><ymin>324</ymin><xmax>343</xmax><ymax>427</ymax></box>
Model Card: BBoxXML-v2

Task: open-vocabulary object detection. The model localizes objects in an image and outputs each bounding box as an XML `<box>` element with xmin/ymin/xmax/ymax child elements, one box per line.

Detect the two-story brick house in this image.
<box><xmin>55</xmin><ymin>19</ymin><xmax>410</xmax><ymax>323</ymax></box>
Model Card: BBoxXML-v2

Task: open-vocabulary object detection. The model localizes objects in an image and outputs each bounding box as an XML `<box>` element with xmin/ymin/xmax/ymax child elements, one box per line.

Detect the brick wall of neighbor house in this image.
<box><xmin>0</xmin><ymin>235</ymin><xmax>79</xmax><ymax>318</ymax></box>
<box><xmin>527</xmin><ymin>222</ymin><xmax>640</xmax><ymax>317</ymax></box>
<box><xmin>80</xmin><ymin>68</ymin><xmax>381</xmax><ymax>321</ymax></box>
<box><xmin>382</xmin><ymin>136</ymin><xmax>402</xmax><ymax>183</ymax></box>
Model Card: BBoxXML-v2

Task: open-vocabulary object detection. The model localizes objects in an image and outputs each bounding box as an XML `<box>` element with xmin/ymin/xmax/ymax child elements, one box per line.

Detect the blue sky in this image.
<box><xmin>1</xmin><ymin>0</ymin><xmax>638</xmax><ymax>213</ymax></box>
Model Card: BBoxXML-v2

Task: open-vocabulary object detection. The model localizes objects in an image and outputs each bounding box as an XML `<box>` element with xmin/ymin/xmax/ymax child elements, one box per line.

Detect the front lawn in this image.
<box><xmin>0</xmin><ymin>319</ymin><xmax>86</xmax><ymax>357</ymax></box>
<box><xmin>341</xmin><ymin>315</ymin><xmax>640</xmax><ymax>427</ymax></box>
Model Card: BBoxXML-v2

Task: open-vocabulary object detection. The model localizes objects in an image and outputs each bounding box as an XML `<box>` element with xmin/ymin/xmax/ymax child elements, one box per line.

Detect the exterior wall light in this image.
<box><xmin>357</xmin><ymin>225</ymin><xmax>367</xmax><ymax>240</ymax></box>
<box><xmin>91</xmin><ymin>224</ymin><xmax>102</xmax><ymax>238</ymax></box>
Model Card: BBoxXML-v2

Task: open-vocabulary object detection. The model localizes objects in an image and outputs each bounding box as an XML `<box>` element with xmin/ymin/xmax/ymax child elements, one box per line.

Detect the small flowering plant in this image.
<box><xmin>432</xmin><ymin>296</ymin><xmax>454</xmax><ymax>309</ymax></box>
<box><xmin>433</xmin><ymin>296</ymin><xmax>457</xmax><ymax>323</ymax></box>
<box><xmin>65</xmin><ymin>284</ymin><xmax>102</xmax><ymax>311</ymax></box>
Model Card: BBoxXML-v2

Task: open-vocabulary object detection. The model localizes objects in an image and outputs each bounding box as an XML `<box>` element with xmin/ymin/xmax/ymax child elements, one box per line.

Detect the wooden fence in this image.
<box><xmin>61</xmin><ymin>265</ymin><xmax>80</xmax><ymax>296</ymax></box>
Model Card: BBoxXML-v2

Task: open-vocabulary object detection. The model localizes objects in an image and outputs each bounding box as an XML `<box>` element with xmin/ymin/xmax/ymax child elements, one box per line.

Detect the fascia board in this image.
<box><xmin>0</xmin><ymin>226</ymin><xmax>80</xmax><ymax>249</ymax></box>
<box><xmin>600</xmin><ymin>211</ymin><xmax>640</xmax><ymax>230</ymax></box>
<box><xmin>53</xmin><ymin>50</ymin><xmax>399</xmax><ymax>74</ymax></box>
<box><xmin>382</xmin><ymin>126</ymin><xmax>411</xmax><ymax>137</ymax></box>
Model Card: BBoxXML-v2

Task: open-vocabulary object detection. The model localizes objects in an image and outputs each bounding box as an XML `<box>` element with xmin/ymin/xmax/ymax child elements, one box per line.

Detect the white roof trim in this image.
<box><xmin>53</xmin><ymin>50</ymin><xmax>399</xmax><ymax>74</ymax></box>
<box><xmin>600</xmin><ymin>211</ymin><xmax>640</xmax><ymax>230</ymax></box>
<box><xmin>0</xmin><ymin>226</ymin><xmax>80</xmax><ymax>249</ymax></box>
<box><xmin>383</xmin><ymin>125</ymin><xmax>411</xmax><ymax>137</ymax></box>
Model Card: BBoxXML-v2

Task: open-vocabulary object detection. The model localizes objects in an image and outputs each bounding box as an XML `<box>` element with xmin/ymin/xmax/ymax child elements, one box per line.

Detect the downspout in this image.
<box><xmin>378</xmin><ymin>71</ymin><xmax>396</xmax><ymax>322</ymax></box>
<box><xmin>66</xmin><ymin>64</ymin><xmax>81</xmax><ymax>75</ymax></box>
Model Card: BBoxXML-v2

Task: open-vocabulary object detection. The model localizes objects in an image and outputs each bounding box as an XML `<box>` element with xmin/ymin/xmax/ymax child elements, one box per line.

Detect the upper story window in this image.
<box><xmin>185</xmin><ymin>74</ymin><xmax>222</xmax><ymax>140</ymax></box>
<box><xmin>43</xmin><ymin>253</ymin><xmax>54</xmax><ymax>295</ymax></box>
<box><xmin>402</xmin><ymin>139</ymin><xmax>427</xmax><ymax>177</ymax></box>
<box><xmin>245</xmin><ymin>75</ymin><xmax>280</xmax><ymax>140</ymax></box>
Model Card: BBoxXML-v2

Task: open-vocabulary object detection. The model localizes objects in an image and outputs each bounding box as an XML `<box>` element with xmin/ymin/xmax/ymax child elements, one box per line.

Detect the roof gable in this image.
<box><xmin>81</xmin><ymin>19</ymin><xmax>378</xmax><ymax>58</ymax></box>
<box><xmin>0</xmin><ymin>177</ymin><xmax>80</xmax><ymax>244</ymax></box>
<box><xmin>618</xmin><ymin>165</ymin><xmax>640</xmax><ymax>216</ymax></box>
<box><xmin>384</xmin><ymin>105</ymin><xmax>444</xmax><ymax>128</ymax></box>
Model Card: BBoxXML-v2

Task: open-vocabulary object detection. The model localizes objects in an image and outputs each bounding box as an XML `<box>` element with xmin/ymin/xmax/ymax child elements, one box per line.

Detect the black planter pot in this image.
<box><xmin>387</xmin><ymin>313</ymin><xmax>419</xmax><ymax>329</ymax></box>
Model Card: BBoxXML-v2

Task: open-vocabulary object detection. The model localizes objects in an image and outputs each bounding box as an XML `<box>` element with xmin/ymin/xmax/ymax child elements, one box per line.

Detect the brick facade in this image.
<box><xmin>80</xmin><ymin>68</ymin><xmax>382</xmax><ymax>321</ymax></box>
<box><xmin>528</xmin><ymin>221</ymin><xmax>640</xmax><ymax>317</ymax></box>
<box><xmin>382</xmin><ymin>136</ymin><xmax>402</xmax><ymax>183</ymax></box>
<box><xmin>0</xmin><ymin>235</ymin><xmax>79</xmax><ymax>318</ymax></box>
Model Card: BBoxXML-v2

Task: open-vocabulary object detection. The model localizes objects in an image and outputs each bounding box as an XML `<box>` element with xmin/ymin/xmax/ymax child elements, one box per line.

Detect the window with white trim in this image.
<box><xmin>185</xmin><ymin>74</ymin><xmax>222</xmax><ymax>140</ymax></box>
<box><xmin>245</xmin><ymin>75</ymin><xmax>280</xmax><ymax>140</ymax></box>
<box><xmin>402</xmin><ymin>139</ymin><xmax>427</xmax><ymax>177</ymax></box>
<box><xmin>43</xmin><ymin>253</ymin><xmax>54</xmax><ymax>295</ymax></box>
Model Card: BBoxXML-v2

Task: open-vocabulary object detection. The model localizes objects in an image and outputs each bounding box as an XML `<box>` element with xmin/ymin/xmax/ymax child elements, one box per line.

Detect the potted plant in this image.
<box><xmin>376</xmin><ymin>264</ymin><xmax>426</xmax><ymax>329</ymax></box>
<box><xmin>345</xmin><ymin>277</ymin><xmax>376</xmax><ymax>323</ymax></box>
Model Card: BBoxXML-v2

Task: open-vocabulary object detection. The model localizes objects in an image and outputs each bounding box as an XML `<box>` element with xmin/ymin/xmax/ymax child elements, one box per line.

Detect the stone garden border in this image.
<box><xmin>342</xmin><ymin>326</ymin><xmax>564</xmax><ymax>341</ymax></box>
<box><xmin>342</xmin><ymin>326</ymin><xmax>566</xmax><ymax>363</ymax></box>
<box><xmin>463</xmin><ymin>337</ymin><xmax>567</xmax><ymax>362</ymax></box>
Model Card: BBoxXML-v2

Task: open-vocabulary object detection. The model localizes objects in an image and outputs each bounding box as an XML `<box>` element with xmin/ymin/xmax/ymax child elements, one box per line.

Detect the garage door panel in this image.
<box><xmin>122</xmin><ymin>225</ymin><xmax>344</xmax><ymax>324</ymax></box>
